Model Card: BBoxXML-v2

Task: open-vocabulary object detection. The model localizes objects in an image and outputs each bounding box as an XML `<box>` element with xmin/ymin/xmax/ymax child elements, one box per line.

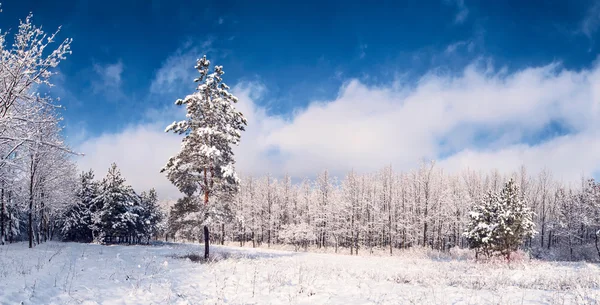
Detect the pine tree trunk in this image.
<box><xmin>355</xmin><ymin>231</ymin><xmax>359</xmax><ymax>255</ymax></box>
<box><xmin>241</xmin><ymin>226</ymin><xmax>245</xmax><ymax>247</ymax></box>
<box><xmin>8</xmin><ymin>209</ymin><xmax>13</xmax><ymax>243</ymax></box>
<box><xmin>204</xmin><ymin>225</ymin><xmax>210</xmax><ymax>260</ymax></box>
<box><xmin>350</xmin><ymin>211</ymin><xmax>354</xmax><ymax>255</ymax></box>
<box><xmin>221</xmin><ymin>223</ymin><xmax>225</xmax><ymax>245</ymax></box>
<box><xmin>389</xmin><ymin>222</ymin><xmax>393</xmax><ymax>255</ymax></box>
<box><xmin>35</xmin><ymin>219</ymin><xmax>40</xmax><ymax>245</ymax></box>
<box><xmin>595</xmin><ymin>231</ymin><xmax>600</xmax><ymax>260</ymax></box>
<box><xmin>29</xmin><ymin>171</ymin><xmax>34</xmax><ymax>249</ymax></box>
<box><xmin>1</xmin><ymin>186</ymin><xmax>4</xmax><ymax>245</ymax></box>
<box><xmin>39</xmin><ymin>198</ymin><xmax>44</xmax><ymax>244</ymax></box>
<box><xmin>540</xmin><ymin>210</ymin><xmax>546</xmax><ymax>248</ymax></box>
<box><xmin>203</xmin><ymin>181</ymin><xmax>210</xmax><ymax>258</ymax></box>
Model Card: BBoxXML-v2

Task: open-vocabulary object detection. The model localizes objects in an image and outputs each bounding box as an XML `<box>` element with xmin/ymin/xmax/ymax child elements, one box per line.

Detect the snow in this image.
<box><xmin>1</xmin><ymin>242</ymin><xmax>599</xmax><ymax>304</ymax></box>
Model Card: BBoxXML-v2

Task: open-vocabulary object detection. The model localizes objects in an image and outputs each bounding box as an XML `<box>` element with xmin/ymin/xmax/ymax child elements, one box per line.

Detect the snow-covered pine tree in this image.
<box><xmin>91</xmin><ymin>163</ymin><xmax>140</xmax><ymax>244</ymax></box>
<box><xmin>464</xmin><ymin>191</ymin><xmax>497</xmax><ymax>259</ymax></box>
<box><xmin>167</xmin><ymin>196</ymin><xmax>202</xmax><ymax>241</ymax></box>
<box><xmin>62</xmin><ymin>170</ymin><xmax>98</xmax><ymax>242</ymax></box>
<box><xmin>162</xmin><ymin>55</ymin><xmax>246</xmax><ymax>259</ymax></box>
<box><xmin>139</xmin><ymin>188</ymin><xmax>163</xmax><ymax>243</ymax></box>
<box><xmin>492</xmin><ymin>178</ymin><xmax>536</xmax><ymax>261</ymax></box>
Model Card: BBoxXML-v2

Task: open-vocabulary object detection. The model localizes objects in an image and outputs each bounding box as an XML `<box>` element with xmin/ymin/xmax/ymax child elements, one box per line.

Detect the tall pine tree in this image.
<box><xmin>162</xmin><ymin>55</ymin><xmax>246</xmax><ymax>259</ymax></box>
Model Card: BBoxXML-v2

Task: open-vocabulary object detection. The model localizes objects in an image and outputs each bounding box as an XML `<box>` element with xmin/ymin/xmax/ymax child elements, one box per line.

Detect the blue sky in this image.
<box><xmin>3</xmin><ymin>0</ymin><xmax>598</xmax><ymax>135</ymax></box>
<box><xmin>3</xmin><ymin>0</ymin><xmax>600</xmax><ymax>198</ymax></box>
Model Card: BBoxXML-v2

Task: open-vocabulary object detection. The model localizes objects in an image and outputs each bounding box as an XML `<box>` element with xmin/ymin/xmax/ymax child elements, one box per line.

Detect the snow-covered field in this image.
<box><xmin>1</xmin><ymin>242</ymin><xmax>599</xmax><ymax>305</ymax></box>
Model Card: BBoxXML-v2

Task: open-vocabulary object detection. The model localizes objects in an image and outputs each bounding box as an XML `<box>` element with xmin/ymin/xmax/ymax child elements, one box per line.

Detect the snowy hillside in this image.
<box><xmin>1</xmin><ymin>242</ymin><xmax>599</xmax><ymax>305</ymax></box>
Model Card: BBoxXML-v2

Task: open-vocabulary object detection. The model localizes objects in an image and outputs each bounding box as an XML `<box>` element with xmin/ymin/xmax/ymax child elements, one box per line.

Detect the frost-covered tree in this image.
<box><xmin>0</xmin><ymin>13</ymin><xmax>71</xmax><ymax>119</ymax></box>
<box><xmin>20</xmin><ymin>106</ymin><xmax>76</xmax><ymax>248</ymax></box>
<box><xmin>342</xmin><ymin>170</ymin><xmax>361</xmax><ymax>255</ymax></box>
<box><xmin>162</xmin><ymin>55</ymin><xmax>246</xmax><ymax>258</ymax></box>
<box><xmin>0</xmin><ymin>11</ymin><xmax>74</xmax><ymax>248</ymax></box>
<box><xmin>279</xmin><ymin>223</ymin><xmax>316</xmax><ymax>251</ymax></box>
<box><xmin>33</xmin><ymin>149</ymin><xmax>78</xmax><ymax>244</ymax></box>
<box><xmin>0</xmin><ymin>14</ymin><xmax>72</xmax><ymax>174</ymax></box>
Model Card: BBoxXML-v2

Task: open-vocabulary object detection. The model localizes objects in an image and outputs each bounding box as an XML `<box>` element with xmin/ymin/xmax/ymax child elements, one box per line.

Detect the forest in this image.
<box><xmin>167</xmin><ymin>163</ymin><xmax>600</xmax><ymax>261</ymax></box>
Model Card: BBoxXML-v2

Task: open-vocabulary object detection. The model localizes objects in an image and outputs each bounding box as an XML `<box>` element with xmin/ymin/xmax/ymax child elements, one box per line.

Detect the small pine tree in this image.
<box><xmin>492</xmin><ymin>178</ymin><xmax>536</xmax><ymax>261</ymax></box>
<box><xmin>464</xmin><ymin>191</ymin><xmax>497</xmax><ymax>258</ymax></box>
<box><xmin>91</xmin><ymin>163</ymin><xmax>140</xmax><ymax>243</ymax></box>
<box><xmin>61</xmin><ymin>170</ymin><xmax>98</xmax><ymax>242</ymax></box>
<box><xmin>465</xmin><ymin>178</ymin><xmax>536</xmax><ymax>261</ymax></box>
<box><xmin>139</xmin><ymin>188</ymin><xmax>163</xmax><ymax>243</ymax></box>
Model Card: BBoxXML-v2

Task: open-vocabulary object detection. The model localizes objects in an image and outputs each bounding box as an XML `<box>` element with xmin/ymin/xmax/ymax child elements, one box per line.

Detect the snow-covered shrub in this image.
<box><xmin>279</xmin><ymin>223</ymin><xmax>316</xmax><ymax>251</ymax></box>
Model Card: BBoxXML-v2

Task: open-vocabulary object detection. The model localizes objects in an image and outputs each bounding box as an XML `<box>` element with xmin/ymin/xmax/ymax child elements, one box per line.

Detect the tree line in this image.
<box><xmin>166</xmin><ymin>163</ymin><xmax>600</xmax><ymax>261</ymax></box>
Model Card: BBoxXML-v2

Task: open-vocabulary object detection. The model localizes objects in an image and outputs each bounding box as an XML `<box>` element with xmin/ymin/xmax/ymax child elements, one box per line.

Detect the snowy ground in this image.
<box><xmin>0</xmin><ymin>242</ymin><xmax>599</xmax><ymax>305</ymax></box>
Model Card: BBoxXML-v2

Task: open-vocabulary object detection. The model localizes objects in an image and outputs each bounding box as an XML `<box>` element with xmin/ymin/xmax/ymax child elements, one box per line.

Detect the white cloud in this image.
<box><xmin>445</xmin><ymin>40</ymin><xmax>474</xmax><ymax>53</ymax></box>
<box><xmin>438</xmin><ymin>133</ymin><xmax>600</xmax><ymax>184</ymax></box>
<box><xmin>76</xmin><ymin>46</ymin><xmax>600</xmax><ymax>200</ymax></box>
<box><xmin>256</xmin><ymin>61</ymin><xmax>600</xmax><ymax>181</ymax></box>
<box><xmin>359</xmin><ymin>44</ymin><xmax>367</xmax><ymax>59</ymax></box>
<box><xmin>583</xmin><ymin>2</ymin><xmax>600</xmax><ymax>35</ymax></box>
<box><xmin>76</xmin><ymin>120</ymin><xmax>183</xmax><ymax>200</ymax></box>
<box><xmin>150</xmin><ymin>39</ymin><xmax>214</xmax><ymax>95</ymax></box>
<box><xmin>581</xmin><ymin>2</ymin><xmax>600</xmax><ymax>40</ymax></box>
<box><xmin>446</xmin><ymin>0</ymin><xmax>469</xmax><ymax>24</ymax></box>
<box><xmin>92</xmin><ymin>61</ymin><xmax>124</xmax><ymax>94</ymax></box>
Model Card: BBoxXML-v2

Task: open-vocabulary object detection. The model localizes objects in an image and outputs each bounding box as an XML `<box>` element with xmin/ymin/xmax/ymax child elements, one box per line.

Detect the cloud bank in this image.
<box><xmin>76</xmin><ymin>48</ymin><xmax>600</xmax><ymax>200</ymax></box>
